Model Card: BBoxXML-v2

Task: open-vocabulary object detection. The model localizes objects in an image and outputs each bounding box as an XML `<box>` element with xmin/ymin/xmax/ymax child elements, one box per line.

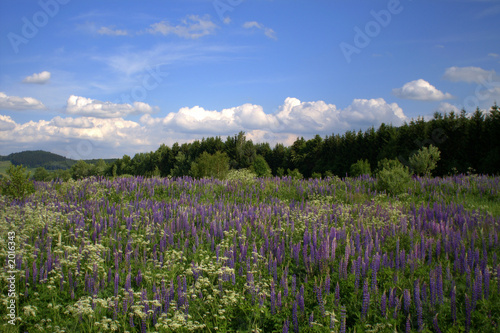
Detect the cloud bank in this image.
<box><xmin>0</xmin><ymin>97</ymin><xmax>407</xmax><ymax>158</ymax></box>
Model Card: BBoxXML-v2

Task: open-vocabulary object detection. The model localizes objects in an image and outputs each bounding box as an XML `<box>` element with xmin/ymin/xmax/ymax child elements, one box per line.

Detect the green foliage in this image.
<box><xmin>350</xmin><ymin>159</ymin><xmax>371</xmax><ymax>177</ymax></box>
<box><xmin>276</xmin><ymin>167</ymin><xmax>285</xmax><ymax>177</ymax></box>
<box><xmin>70</xmin><ymin>160</ymin><xmax>91</xmax><ymax>180</ymax></box>
<box><xmin>1</xmin><ymin>164</ymin><xmax>35</xmax><ymax>199</ymax></box>
<box><xmin>91</xmin><ymin>159</ymin><xmax>107</xmax><ymax>177</ymax></box>
<box><xmin>287</xmin><ymin>168</ymin><xmax>303</xmax><ymax>179</ymax></box>
<box><xmin>376</xmin><ymin>158</ymin><xmax>412</xmax><ymax>195</ymax></box>
<box><xmin>32</xmin><ymin>167</ymin><xmax>51</xmax><ymax>181</ymax></box>
<box><xmin>311</xmin><ymin>172</ymin><xmax>322</xmax><ymax>179</ymax></box>
<box><xmin>53</xmin><ymin>168</ymin><xmax>71</xmax><ymax>181</ymax></box>
<box><xmin>409</xmin><ymin>144</ymin><xmax>441</xmax><ymax>176</ymax></box>
<box><xmin>190</xmin><ymin>151</ymin><xmax>230</xmax><ymax>180</ymax></box>
<box><xmin>251</xmin><ymin>155</ymin><xmax>272</xmax><ymax>177</ymax></box>
<box><xmin>170</xmin><ymin>152</ymin><xmax>190</xmax><ymax>178</ymax></box>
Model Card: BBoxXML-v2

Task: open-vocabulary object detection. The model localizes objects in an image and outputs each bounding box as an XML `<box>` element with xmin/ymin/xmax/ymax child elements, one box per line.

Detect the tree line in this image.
<box><xmin>31</xmin><ymin>104</ymin><xmax>500</xmax><ymax>181</ymax></box>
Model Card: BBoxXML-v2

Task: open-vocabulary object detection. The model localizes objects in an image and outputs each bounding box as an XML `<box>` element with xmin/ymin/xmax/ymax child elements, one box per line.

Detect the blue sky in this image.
<box><xmin>1</xmin><ymin>0</ymin><xmax>499</xmax><ymax>159</ymax></box>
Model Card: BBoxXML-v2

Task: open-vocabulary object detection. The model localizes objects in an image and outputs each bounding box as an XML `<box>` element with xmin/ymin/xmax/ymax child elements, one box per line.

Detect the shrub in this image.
<box><xmin>33</xmin><ymin>167</ymin><xmax>52</xmax><ymax>181</ymax></box>
<box><xmin>350</xmin><ymin>159</ymin><xmax>371</xmax><ymax>177</ymax></box>
<box><xmin>324</xmin><ymin>170</ymin><xmax>334</xmax><ymax>178</ymax></box>
<box><xmin>251</xmin><ymin>155</ymin><xmax>272</xmax><ymax>177</ymax></box>
<box><xmin>190</xmin><ymin>151</ymin><xmax>230</xmax><ymax>180</ymax></box>
<box><xmin>1</xmin><ymin>164</ymin><xmax>35</xmax><ymax>199</ymax></box>
<box><xmin>287</xmin><ymin>168</ymin><xmax>303</xmax><ymax>180</ymax></box>
<box><xmin>409</xmin><ymin>145</ymin><xmax>441</xmax><ymax>176</ymax></box>
<box><xmin>376</xmin><ymin>158</ymin><xmax>411</xmax><ymax>195</ymax></box>
<box><xmin>311</xmin><ymin>172</ymin><xmax>322</xmax><ymax>179</ymax></box>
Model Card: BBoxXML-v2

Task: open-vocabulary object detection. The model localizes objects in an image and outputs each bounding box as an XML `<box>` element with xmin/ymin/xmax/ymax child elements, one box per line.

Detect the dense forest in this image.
<box><xmin>17</xmin><ymin>104</ymin><xmax>500</xmax><ymax>181</ymax></box>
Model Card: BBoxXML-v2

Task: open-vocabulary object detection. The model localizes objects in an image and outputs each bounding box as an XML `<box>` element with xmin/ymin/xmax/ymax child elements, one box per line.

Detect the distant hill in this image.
<box><xmin>0</xmin><ymin>150</ymin><xmax>117</xmax><ymax>170</ymax></box>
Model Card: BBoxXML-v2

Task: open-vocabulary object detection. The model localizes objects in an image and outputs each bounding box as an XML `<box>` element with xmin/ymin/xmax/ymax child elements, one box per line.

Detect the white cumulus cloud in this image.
<box><xmin>22</xmin><ymin>71</ymin><xmax>51</xmax><ymax>84</ymax></box>
<box><xmin>0</xmin><ymin>115</ymin><xmax>16</xmax><ymax>131</ymax></box>
<box><xmin>392</xmin><ymin>79</ymin><xmax>454</xmax><ymax>101</ymax></box>
<box><xmin>443</xmin><ymin>66</ymin><xmax>497</xmax><ymax>84</ymax></box>
<box><xmin>0</xmin><ymin>92</ymin><xmax>46</xmax><ymax>110</ymax></box>
<box><xmin>66</xmin><ymin>95</ymin><xmax>158</xmax><ymax>118</ymax></box>
<box><xmin>148</xmin><ymin>15</ymin><xmax>217</xmax><ymax>39</ymax></box>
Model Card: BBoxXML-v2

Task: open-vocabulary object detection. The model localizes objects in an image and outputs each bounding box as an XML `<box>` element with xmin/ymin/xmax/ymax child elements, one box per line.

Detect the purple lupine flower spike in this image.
<box><xmin>340</xmin><ymin>306</ymin><xmax>346</xmax><ymax>333</ymax></box>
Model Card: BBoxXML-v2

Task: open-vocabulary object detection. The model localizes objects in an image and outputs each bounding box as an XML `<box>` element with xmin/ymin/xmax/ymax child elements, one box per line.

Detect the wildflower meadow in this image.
<box><xmin>1</xmin><ymin>174</ymin><xmax>499</xmax><ymax>332</ymax></box>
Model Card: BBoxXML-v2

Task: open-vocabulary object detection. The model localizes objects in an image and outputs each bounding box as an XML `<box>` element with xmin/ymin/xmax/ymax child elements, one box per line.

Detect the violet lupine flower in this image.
<box><xmin>403</xmin><ymin>289</ymin><xmax>411</xmax><ymax>314</ymax></box>
<box><xmin>114</xmin><ymin>271</ymin><xmax>119</xmax><ymax>296</ymax></box>
<box><xmin>314</xmin><ymin>282</ymin><xmax>325</xmax><ymax>316</ymax></box>
<box><xmin>136</xmin><ymin>269</ymin><xmax>142</xmax><ymax>286</ymax></box>
<box><xmin>25</xmin><ymin>263</ymin><xmax>30</xmax><ymax>286</ymax></box>
<box><xmin>340</xmin><ymin>306</ymin><xmax>346</xmax><ymax>333</ymax></box>
<box><xmin>282</xmin><ymin>318</ymin><xmax>289</xmax><ymax>333</ymax></box>
<box><xmin>406</xmin><ymin>315</ymin><xmax>411</xmax><ymax>333</ymax></box>
<box><xmin>299</xmin><ymin>285</ymin><xmax>305</xmax><ymax>313</ymax></box>
<box><xmin>371</xmin><ymin>268</ymin><xmax>378</xmax><ymax>293</ymax></box>
<box><xmin>497</xmin><ymin>265</ymin><xmax>500</xmax><ymax>296</ymax></box>
<box><xmin>309</xmin><ymin>312</ymin><xmax>314</xmax><ymax>327</ymax></box>
<box><xmin>393</xmin><ymin>297</ymin><xmax>400</xmax><ymax>320</ymax></box>
<box><xmin>389</xmin><ymin>288</ymin><xmax>395</xmax><ymax>309</ymax></box>
<box><xmin>361</xmin><ymin>279</ymin><xmax>370</xmax><ymax>319</ymax></box>
<box><xmin>380</xmin><ymin>292</ymin><xmax>387</xmax><ymax>318</ymax></box>
<box><xmin>125</xmin><ymin>272</ymin><xmax>131</xmax><ymax>291</ymax></box>
<box><xmin>292</xmin><ymin>301</ymin><xmax>298</xmax><ymax>333</ymax></box>
<box><xmin>277</xmin><ymin>291</ymin><xmax>282</xmax><ymax>310</ymax></box>
<box><xmin>465</xmin><ymin>293</ymin><xmax>472</xmax><ymax>332</ymax></box>
<box><xmin>473</xmin><ymin>266</ymin><xmax>482</xmax><ymax>309</ymax></box>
